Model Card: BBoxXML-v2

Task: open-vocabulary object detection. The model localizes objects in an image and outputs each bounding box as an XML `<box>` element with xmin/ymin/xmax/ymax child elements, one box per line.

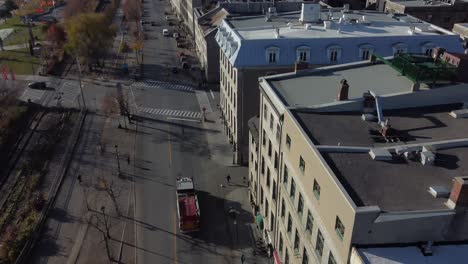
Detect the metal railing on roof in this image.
<box><xmin>372</xmin><ymin>53</ymin><xmax>457</xmax><ymax>84</ymax></box>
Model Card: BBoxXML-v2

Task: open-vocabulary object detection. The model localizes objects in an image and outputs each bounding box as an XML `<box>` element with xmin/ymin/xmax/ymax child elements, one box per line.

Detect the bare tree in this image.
<box><xmin>87</xmin><ymin>211</ymin><xmax>114</xmax><ymax>261</ymax></box>
<box><xmin>98</xmin><ymin>178</ymin><xmax>122</xmax><ymax>216</ymax></box>
<box><xmin>123</xmin><ymin>0</ymin><xmax>142</xmax><ymax>35</ymax></box>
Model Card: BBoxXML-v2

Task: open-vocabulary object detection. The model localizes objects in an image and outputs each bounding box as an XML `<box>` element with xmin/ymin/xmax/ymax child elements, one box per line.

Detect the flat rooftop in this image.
<box><xmin>390</xmin><ymin>0</ymin><xmax>453</xmax><ymax>7</ymax></box>
<box><xmin>321</xmin><ymin>146</ymin><xmax>468</xmax><ymax>211</ymax></box>
<box><xmin>227</xmin><ymin>10</ymin><xmax>447</xmax><ymax>40</ymax></box>
<box><xmin>357</xmin><ymin>244</ymin><xmax>468</xmax><ymax>264</ymax></box>
<box><xmin>293</xmin><ymin>104</ymin><xmax>468</xmax><ymax>147</ymax></box>
<box><xmin>270</xmin><ymin>63</ymin><xmax>414</xmax><ymax>108</ymax></box>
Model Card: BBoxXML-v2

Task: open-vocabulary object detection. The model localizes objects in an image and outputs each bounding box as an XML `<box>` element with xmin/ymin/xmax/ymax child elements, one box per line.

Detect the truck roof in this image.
<box><xmin>179</xmin><ymin>196</ymin><xmax>198</xmax><ymax>220</ymax></box>
<box><xmin>177</xmin><ymin>177</ymin><xmax>194</xmax><ymax>191</ymax></box>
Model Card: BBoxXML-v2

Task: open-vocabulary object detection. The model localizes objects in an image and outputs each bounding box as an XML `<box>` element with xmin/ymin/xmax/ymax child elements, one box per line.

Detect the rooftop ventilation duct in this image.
<box><xmin>300</xmin><ymin>3</ymin><xmax>320</xmax><ymax>23</ymax></box>
<box><xmin>369</xmin><ymin>148</ymin><xmax>393</xmax><ymax>161</ymax></box>
<box><xmin>324</xmin><ymin>21</ymin><xmax>332</xmax><ymax>29</ymax></box>
<box><xmin>420</xmin><ymin>150</ymin><xmax>436</xmax><ymax>165</ymax></box>
<box><xmin>359</xmin><ymin>15</ymin><xmax>371</xmax><ymax>25</ymax></box>
<box><xmin>337</xmin><ymin>79</ymin><xmax>349</xmax><ymax>101</ymax></box>
<box><xmin>449</xmin><ymin>109</ymin><xmax>468</xmax><ymax>118</ymax></box>
<box><xmin>304</xmin><ymin>23</ymin><xmax>311</xmax><ymax>30</ymax></box>
<box><xmin>428</xmin><ymin>186</ymin><xmax>450</xmax><ymax>198</ymax></box>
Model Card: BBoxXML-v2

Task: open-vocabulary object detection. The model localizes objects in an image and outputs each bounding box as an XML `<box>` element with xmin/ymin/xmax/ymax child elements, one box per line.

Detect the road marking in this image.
<box><xmin>209</xmin><ymin>89</ymin><xmax>215</xmax><ymax>99</ymax></box>
<box><xmin>139</xmin><ymin>107</ymin><xmax>202</xmax><ymax>119</ymax></box>
<box><xmin>167</xmin><ymin>117</ymin><xmax>201</xmax><ymax>123</ymax></box>
<box><xmin>168</xmin><ymin>132</ymin><xmax>172</xmax><ymax>168</ymax></box>
<box><xmin>173</xmin><ymin>210</ymin><xmax>178</xmax><ymax>264</ymax></box>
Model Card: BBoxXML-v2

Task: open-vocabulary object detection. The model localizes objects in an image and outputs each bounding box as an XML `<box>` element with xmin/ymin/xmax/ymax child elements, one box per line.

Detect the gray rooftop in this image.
<box><xmin>226</xmin><ymin>10</ymin><xmax>446</xmax><ymax>40</ymax></box>
<box><xmin>322</xmin><ymin>146</ymin><xmax>468</xmax><ymax>211</ymax></box>
<box><xmin>293</xmin><ymin>104</ymin><xmax>468</xmax><ymax>147</ymax></box>
<box><xmin>270</xmin><ymin>63</ymin><xmax>414</xmax><ymax>108</ymax></box>
<box><xmin>390</xmin><ymin>0</ymin><xmax>453</xmax><ymax>7</ymax></box>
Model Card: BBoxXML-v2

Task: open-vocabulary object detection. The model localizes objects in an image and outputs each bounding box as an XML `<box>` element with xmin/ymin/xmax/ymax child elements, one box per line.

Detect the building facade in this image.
<box><xmin>216</xmin><ymin>4</ymin><xmax>464</xmax><ymax>164</ymax></box>
<box><xmin>248</xmin><ymin>52</ymin><xmax>468</xmax><ymax>264</ymax></box>
<box><xmin>382</xmin><ymin>0</ymin><xmax>468</xmax><ymax>30</ymax></box>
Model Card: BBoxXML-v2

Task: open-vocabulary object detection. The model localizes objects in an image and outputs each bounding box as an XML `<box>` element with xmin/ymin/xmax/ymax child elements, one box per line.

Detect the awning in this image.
<box><xmin>273</xmin><ymin>250</ymin><xmax>281</xmax><ymax>264</ymax></box>
<box><xmin>256</xmin><ymin>213</ymin><xmax>264</xmax><ymax>230</ymax></box>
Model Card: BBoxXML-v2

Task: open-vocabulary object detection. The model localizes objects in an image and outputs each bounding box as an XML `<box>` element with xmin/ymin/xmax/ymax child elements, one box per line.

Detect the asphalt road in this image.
<box><xmin>132</xmin><ymin>0</ymin><xmax>244</xmax><ymax>263</ymax></box>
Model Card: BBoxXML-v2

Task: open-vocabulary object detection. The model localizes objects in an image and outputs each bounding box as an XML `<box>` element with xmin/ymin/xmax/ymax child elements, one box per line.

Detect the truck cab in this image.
<box><xmin>176</xmin><ymin>177</ymin><xmax>200</xmax><ymax>232</ymax></box>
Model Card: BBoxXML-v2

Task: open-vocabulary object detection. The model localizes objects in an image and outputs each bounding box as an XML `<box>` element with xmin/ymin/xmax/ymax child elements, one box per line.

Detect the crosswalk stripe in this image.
<box><xmin>137</xmin><ymin>107</ymin><xmax>201</xmax><ymax>119</ymax></box>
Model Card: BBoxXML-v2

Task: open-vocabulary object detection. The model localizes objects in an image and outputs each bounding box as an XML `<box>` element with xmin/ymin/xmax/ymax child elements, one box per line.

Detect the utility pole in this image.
<box><xmin>115</xmin><ymin>144</ymin><xmax>121</xmax><ymax>175</ymax></box>
<box><xmin>76</xmin><ymin>57</ymin><xmax>87</xmax><ymax>110</ymax></box>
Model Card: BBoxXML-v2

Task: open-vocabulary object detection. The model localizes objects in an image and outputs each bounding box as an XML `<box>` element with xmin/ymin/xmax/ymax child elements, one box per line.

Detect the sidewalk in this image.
<box><xmin>201</xmin><ymin>89</ymin><xmax>270</xmax><ymax>264</ymax></box>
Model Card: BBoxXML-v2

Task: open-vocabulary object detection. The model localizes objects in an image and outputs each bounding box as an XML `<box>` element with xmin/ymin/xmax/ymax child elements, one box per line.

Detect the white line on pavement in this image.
<box><xmin>167</xmin><ymin>117</ymin><xmax>201</xmax><ymax>123</ymax></box>
<box><xmin>210</xmin><ymin>89</ymin><xmax>215</xmax><ymax>99</ymax></box>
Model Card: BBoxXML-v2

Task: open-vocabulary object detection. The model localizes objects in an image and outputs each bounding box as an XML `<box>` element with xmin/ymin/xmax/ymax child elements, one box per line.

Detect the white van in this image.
<box><xmin>163</xmin><ymin>29</ymin><xmax>169</xmax><ymax>36</ymax></box>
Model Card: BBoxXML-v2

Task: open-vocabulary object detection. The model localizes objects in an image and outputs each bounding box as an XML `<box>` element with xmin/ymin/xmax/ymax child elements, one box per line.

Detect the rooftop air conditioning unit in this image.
<box><xmin>369</xmin><ymin>148</ymin><xmax>393</xmax><ymax>161</ymax></box>
<box><xmin>428</xmin><ymin>186</ymin><xmax>450</xmax><ymax>198</ymax></box>
<box><xmin>421</xmin><ymin>150</ymin><xmax>436</xmax><ymax>165</ymax></box>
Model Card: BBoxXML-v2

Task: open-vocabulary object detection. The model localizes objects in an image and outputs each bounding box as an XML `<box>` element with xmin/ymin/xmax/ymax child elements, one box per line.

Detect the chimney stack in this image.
<box><xmin>295</xmin><ymin>62</ymin><xmax>308</xmax><ymax>72</ymax></box>
<box><xmin>337</xmin><ymin>79</ymin><xmax>349</xmax><ymax>101</ymax></box>
<box><xmin>446</xmin><ymin>177</ymin><xmax>468</xmax><ymax>209</ymax></box>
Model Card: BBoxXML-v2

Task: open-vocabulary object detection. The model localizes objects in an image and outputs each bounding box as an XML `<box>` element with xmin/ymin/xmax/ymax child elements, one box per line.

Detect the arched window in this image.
<box><xmin>421</xmin><ymin>42</ymin><xmax>436</xmax><ymax>56</ymax></box>
<box><xmin>359</xmin><ymin>44</ymin><xmax>374</xmax><ymax>60</ymax></box>
<box><xmin>392</xmin><ymin>42</ymin><xmax>408</xmax><ymax>55</ymax></box>
<box><xmin>266</xmin><ymin>46</ymin><xmax>280</xmax><ymax>64</ymax></box>
<box><xmin>327</xmin><ymin>45</ymin><xmax>342</xmax><ymax>63</ymax></box>
<box><xmin>296</xmin><ymin>46</ymin><xmax>310</xmax><ymax>63</ymax></box>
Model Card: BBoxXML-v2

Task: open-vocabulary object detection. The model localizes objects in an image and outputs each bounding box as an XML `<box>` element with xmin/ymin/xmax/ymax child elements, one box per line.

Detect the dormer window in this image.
<box><xmin>296</xmin><ymin>46</ymin><xmax>310</xmax><ymax>62</ymax></box>
<box><xmin>359</xmin><ymin>44</ymin><xmax>374</xmax><ymax>60</ymax></box>
<box><xmin>266</xmin><ymin>46</ymin><xmax>280</xmax><ymax>64</ymax></box>
<box><xmin>421</xmin><ymin>42</ymin><xmax>436</xmax><ymax>56</ymax></box>
<box><xmin>327</xmin><ymin>45</ymin><xmax>342</xmax><ymax>63</ymax></box>
<box><xmin>393</xmin><ymin>43</ymin><xmax>408</xmax><ymax>55</ymax></box>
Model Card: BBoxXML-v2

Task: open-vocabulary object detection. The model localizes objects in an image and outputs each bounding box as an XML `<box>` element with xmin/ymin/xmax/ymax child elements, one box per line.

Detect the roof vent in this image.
<box><xmin>449</xmin><ymin>109</ymin><xmax>468</xmax><ymax>119</ymax></box>
<box><xmin>343</xmin><ymin>4</ymin><xmax>350</xmax><ymax>12</ymax></box>
<box><xmin>359</xmin><ymin>15</ymin><xmax>371</xmax><ymax>25</ymax></box>
<box><xmin>428</xmin><ymin>186</ymin><xmax>450</xmax><ymax>198</ymax></box>
<box><xmin>300</xmin><ymin>3</ymin><xmax>321</xmax><ymax>23</ymax></box>
<box><xmin>420</xmin><ymin>150</ymin><xmax>436</xmax><ymax>165</ymax></box>
<box><xmin>304</xmin><ymin>23</ymin><xmax>311</xmax><ymax>30</ymax></box>
<box><xmin>408</xmin><ymin>25</ymin><xmax>416</xmax><ymax>35</ymax></box>
<box><xmin>323</xmin><ymin>20</ymin><xmax>332</xmax><ymax>29</ymax></box>
<box><xmin>369</xmin><ymin>148</ymin><xmax>393</xmax><ymax>161</ymax></box>
<box><xmin>361</xmin><ymin>113</ymin><xmax>376</xmax><ymax>121</ymax></box>
<box><xmin>274</xmin><ymin>27</ymin><xmax>280</xmax><ymax>39</ymax></box>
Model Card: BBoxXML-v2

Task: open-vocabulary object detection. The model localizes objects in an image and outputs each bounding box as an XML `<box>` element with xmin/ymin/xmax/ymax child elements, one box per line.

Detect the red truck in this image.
<box><xmin>176</xmin><ymin>177</ymin><xmax>200</xmax><ymax>232</ymax></box>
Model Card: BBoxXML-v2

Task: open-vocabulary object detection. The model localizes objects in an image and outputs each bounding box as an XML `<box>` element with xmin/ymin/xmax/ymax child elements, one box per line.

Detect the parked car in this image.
<box><xmin>28</xmin><ymin>81</ymin><xmax>46</xmax><ymax>89</ymax></box>
<box><xmin>163</xmin><ymin>29</ymin><xmax>169</xmax><ymax>36</ymax></box>
<box><xmin>173</xmin><ymin>32</ymin><xmax>179</xmax><ymax>38</ymax></box>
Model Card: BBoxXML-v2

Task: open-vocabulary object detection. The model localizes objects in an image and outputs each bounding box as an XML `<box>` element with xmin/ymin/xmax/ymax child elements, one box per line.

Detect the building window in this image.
<box><xmin>297</xmin><ymin>46</ymin><xmax>310</xmax><ymax>62</ymax></box>
<box><xmin>294</xmin><ymin>229</ymin><xmax>300</xmax><ymax>250</ymax></box>
<box><xmin>264</xmin><ymin>104</ymin><xmax>268</xmax><ymax>119</ymax></box>
<box><xmin>251</xmin><ymin>153</ymin><xmax>253</xmax><ymax>163</ymax></box>
<box><xmin>359</xmin><ymin>44</ymin><xmax>374</xmax><ymax>60</ymax></box>
<box><xmin>421</xmin><ymin>42</ymin><xmax>435</xmax><ymax>56</ymax></box>
<box><xmin>299</xmin><ymin>156</ymin><xmax>305</xmax><ymax>173</ymax></box>
<box><xmin>297</xmin><ymin>193</ymin><xmax>304</xmax><ymax>215</ymax></box>
<box><xmin>270</xmin><ymin>211</ymin><xmax>275</xmax><ymax>231</ymax></box>
<box><xmin>261</xmin><ymin>156</ymin><xmax>265</xmax><ymax>174</ymax></box>
<box><xmin>290</xmin><ymin>178</ymin><xmax>296</xmax><ymax>199</ymax></box>
<box><xmin>306</xmin><ymin>211</ymin><xmax>313</xmax><ymax>234</ymax></box>
<box><xmin>281</xmin><ymin>199</ymin><xmax>285</xmax><ymax>218</ymax></box>
<box><xmin>302</xmin><ymin>248</ymin><xmax>309</xmax><ymax>264</ymax></box>
<box><xmin>313</xmin><ymin>179</ymin><xmax>321</xmax><ymax>200</ymax></box>
<box><xmin>265</xmin><ymin>200</ymin><xmax>269</xmax><ymax>216</ymax></box>
<box><xmin>262</xmin><ymin>130</ymin><xmax>266</xmax><ymax>146</ymax></box>
<box><xmin>328</xmin><ymin>253</ymin><xmax>336</xmax><ymax>264</ymax></box>
<box><xmin>327</xmin><ymin>45</ymin><xmax>342</xmax><ymax>63</ymax></box>
<box><xmin>316</xmin><ymin>230</ymin><xmax>324</xmax><ymax>257</ymax></box>
<box><xmin>274</xmin><ymin>152</ymin><xmax>278</xmax><ymax>169</ymax></box>
<box><xmin>272</xmin><ymin>180</ymin><xmax>277</xmax><ymax>200</ymax></box>
<box><xmin>267</xmin><ymin>168</ymin><xmax>271</xmax><ymax>188</ymax></box>
<box><xmin>286</xmin><ymin>134</ymin><xmax>291</xmax><ymax>149</ymax></box>
<box><xmin>266</xmin><ymin>46</ymin><xmax>280</xmax><ymax>63</ymax></box>
<box><xmin>276</xmin><ymin>124</ymin><xmax>281</xmax><ymax>141</ymax></box>
<box><xmin>335</xmin><ymin>216</ymin><xmax>345</xmax><ymax>240</ymax></box>
<box><xmin>279</xmin><ymin>233</ymin><xmax>284</xmax><ymax>253</ymax></box>
<box><xmin>283</xmin><ymin>165</ymin><xmax>289</xmax><ymax>184</ymax></box>
<box><xmin>260</xmin><ymin>187</ymin><xmax>264</xmax><ymax>205</ymax></box>
<box><xmin>255</xmin><ymin>161</ymin><xmax>258</xmax><ymax>172</ymax></box>
<box><xmin>393</xmin><ymin>42</ymin><xmax>408</xmax><ymax>55</ymax></box>
<box><xmin>268</xmin><ymin>140</ymin><xmax>272</xmax><ymax>157</ymax></box>
<box><xmin>270</xmin><ymin>114</ymin><xmax>274</xmax><ymax>129</ymax></box>
<box><xmin>285</xmin><ymin>249</ymin><xmax>290</xmax><ymax>264</ymax></box>
<box><xmin>287</xmin><ymin>213</ymin><xmax>292</xmax><ymax>234</ymax></box>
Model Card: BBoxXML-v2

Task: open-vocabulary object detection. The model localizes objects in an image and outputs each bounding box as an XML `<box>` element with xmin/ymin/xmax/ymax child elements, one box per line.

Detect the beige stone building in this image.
<box><xmin>248</xmin><ymin>52</ymin><xmax>468</xmax><ymax>264</ymax></box>
<box><xmin>216</xmin><ymin>6</ymin><xmax>464</xmax><ymax>164</ymax></box>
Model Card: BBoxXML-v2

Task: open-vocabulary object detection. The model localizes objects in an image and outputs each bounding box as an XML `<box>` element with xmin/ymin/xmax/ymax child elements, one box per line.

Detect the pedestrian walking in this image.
<box><xmin>241</xmin><ymin>254</ymin><xmax>245</xmax><ymax>264</ymax></box>
<box><xmin>226</xmin><ymin>174</ymin><xmax>231</xmax><ymax>184</ymax></box>
<box><xmin>77</xmin><ymin>174</ymin><xmax>82</xmax><ymax>184</ymax></box>
<box><xmin>127</xmin><ymin>155</ymin><xmax>131</xmax><ymax>165</ymax></box>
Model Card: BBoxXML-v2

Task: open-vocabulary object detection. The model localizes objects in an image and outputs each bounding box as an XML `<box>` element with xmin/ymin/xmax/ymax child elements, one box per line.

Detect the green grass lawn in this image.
<box><xmin>0</xmin><ymin>48</ymin><xmax>41</xmax><ymax>75</ymax></box>
<box><xmin>0</xmin><ymin>16</ymin><xmax>46</xmax><ymax>46</ymax></box>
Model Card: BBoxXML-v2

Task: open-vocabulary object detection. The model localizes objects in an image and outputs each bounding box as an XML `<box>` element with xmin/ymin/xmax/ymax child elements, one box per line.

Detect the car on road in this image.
<box><xmin>163</xmin><ymin>29</ymin><xmax>169</xmax><ymax>36</ymax></box>
<box><xmin>173</xmin><ymin>32</ymin><xmax>179</xmax><ymax>38</ymax></box>
<box><xmin>28</xmin><ymin>81</ymin><xmax>46</xmax><ymax>89</ymax></box>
